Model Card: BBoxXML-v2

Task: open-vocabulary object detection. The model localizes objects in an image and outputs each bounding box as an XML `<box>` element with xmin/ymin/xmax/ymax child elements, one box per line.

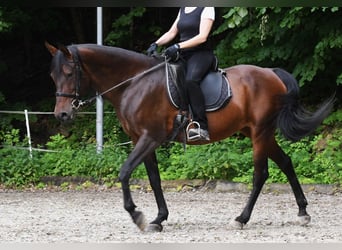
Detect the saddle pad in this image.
<box><xmin>166</xmin><ymin>67</ymin><xmax>232</xmax><ymax>112</ymax></box>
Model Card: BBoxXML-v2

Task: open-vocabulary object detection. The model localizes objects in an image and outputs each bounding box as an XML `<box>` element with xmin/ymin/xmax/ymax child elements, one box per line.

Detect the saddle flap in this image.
<box><xmin>200</xmin><ymin>72</ymin><xmax>230</xmax><ymax>111</ymax></box>
<box><xmin>166</xmin><ymin>62</ymin><xmax>232</xmax><ymax>112</ymax></box>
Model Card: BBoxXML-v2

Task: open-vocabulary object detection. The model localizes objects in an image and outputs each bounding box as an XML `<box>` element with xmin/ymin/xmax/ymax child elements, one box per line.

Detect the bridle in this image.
<box><xmin>55</xmin><ymin>46</ymin><xmax>169</xmax><ymax>110</ymax></box>
<box><xmin>55</xmin><ymin>47</ymin><xmax>84</xmax><ymax>109</ymax></box>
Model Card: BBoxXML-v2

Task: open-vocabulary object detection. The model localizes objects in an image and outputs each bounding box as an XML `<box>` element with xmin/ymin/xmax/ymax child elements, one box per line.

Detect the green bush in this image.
<box><xmin>158</xmin><ymin>136</ymin><xmax>253</xmax><ymax>181</ymax></box>
<box><xmin>0</xmin><ymin>107</ymin><xmax>341</xmax><ymax>187</ymax></box>
<box><xmin>0</xmin><ymin>133</ymin><xmax>130</xmax><ymax>187</ymax></box>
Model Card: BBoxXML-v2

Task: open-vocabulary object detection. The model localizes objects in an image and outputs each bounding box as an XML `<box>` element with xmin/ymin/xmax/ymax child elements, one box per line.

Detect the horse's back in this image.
<box><xmin>206</xmin><ymin>65</ymin><xmax>287</xmax><ymax>140</ymax></box>
<box><xmin>225</xmin><ymin>64</ymin><xmax>287</xmax><ymax>108</ymax></box>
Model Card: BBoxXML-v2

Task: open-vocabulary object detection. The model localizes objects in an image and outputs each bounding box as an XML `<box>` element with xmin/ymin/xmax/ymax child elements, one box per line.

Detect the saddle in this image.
<box><xmin>165</xmin><ymin>59</ymin><xmax>233</xmax><ymax>143</ymax></box>
<box><xmin>166</xmin><ymin>60</ymin><xmax>232</xmax><ymax>112</ymax></box>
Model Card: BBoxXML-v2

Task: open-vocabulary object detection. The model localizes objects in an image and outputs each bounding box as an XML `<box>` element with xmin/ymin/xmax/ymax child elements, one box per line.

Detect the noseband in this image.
<box><xmin>55</xmin><ymin>47</ymin><xmax>84</xmax><ymax>110</ymax></box>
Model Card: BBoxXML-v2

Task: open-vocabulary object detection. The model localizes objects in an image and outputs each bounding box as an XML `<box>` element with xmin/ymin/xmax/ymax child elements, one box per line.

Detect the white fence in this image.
<box><xmin>0</xmin><ymin>109</ymin><xmax>126</xmax><ymax>158</ymax></box>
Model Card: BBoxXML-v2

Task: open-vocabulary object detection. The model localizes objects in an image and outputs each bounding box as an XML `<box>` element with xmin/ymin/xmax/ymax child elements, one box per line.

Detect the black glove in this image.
<box><xmin>164</xmin><ymin>44</ymin><xmax>180</xmax><ymax>61</ymax></box>
<box><xmin>147</xmin><ymin>42</ymin><xmax>158</xmax><ymax>56</ymax></box>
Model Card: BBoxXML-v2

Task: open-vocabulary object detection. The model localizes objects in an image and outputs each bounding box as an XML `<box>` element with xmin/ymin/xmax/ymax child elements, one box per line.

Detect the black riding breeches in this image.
<box><xmin>182</xmin><ymin>50</ymin><xmax>215</xmax><ymax>130</ymax></box>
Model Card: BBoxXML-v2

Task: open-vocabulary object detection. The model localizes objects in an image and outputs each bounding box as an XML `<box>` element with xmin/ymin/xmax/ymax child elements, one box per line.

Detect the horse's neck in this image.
<box><xmin>79</xmin><ymin>45</ymin><xmax>156</xmax><ymax>109</ymax></box>
<box><xmin>80</xmin><ymin>46</ymin><xmax>151</xmax><ymax>92</ymax></box>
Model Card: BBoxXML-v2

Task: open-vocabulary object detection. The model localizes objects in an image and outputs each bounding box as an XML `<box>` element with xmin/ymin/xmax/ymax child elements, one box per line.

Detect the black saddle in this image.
<box><xmin>166</xmin><ymin>61</ymin><xmax>232</xmax><ymax>112</ymax></box>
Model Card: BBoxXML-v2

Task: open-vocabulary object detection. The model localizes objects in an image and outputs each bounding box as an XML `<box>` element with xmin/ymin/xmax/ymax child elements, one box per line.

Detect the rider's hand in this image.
<box><xmin>164</xmin><ymin>44</ymin><xmax>180</xmax><ymax>61</ymax></box>
<box><xmin>147</xmin><ymin>42</ymin><xmax>158</xmax><ymax>56</ymax></box>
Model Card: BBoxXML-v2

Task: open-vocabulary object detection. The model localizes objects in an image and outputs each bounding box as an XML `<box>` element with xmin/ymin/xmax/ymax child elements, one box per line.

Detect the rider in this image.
<box><xmin>147</xmin><ymin>7</ymin><xmax>215</xmax><ymax>141</ymax></box>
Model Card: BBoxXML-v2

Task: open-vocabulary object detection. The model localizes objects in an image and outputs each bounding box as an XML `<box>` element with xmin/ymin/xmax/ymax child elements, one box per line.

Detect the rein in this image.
<box><xmin>84</xmin><ymin>58</ymin><xmax>168</xmax><ymax>107</ymax></box>
<box><xmin>57</xmin><ymin>47</ymin><xmax>168</xmax><ymax>110</ymax></box>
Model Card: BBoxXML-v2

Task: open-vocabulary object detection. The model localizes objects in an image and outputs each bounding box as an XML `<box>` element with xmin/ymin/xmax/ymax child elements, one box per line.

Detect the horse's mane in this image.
<box><xmin>69</xmin><ymin>44</ymin><xmax>154</xmax><ymax>63</ymax></box>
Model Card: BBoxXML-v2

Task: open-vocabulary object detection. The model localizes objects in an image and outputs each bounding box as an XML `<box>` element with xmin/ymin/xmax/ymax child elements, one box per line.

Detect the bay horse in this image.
<box><xmin>45</xmin><ymin>42</ymin><xmax>334</xmax><ymax>232</ymax></box>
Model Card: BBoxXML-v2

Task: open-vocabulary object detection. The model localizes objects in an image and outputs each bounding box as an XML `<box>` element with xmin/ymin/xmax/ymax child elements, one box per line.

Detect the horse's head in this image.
<box><xmin>45</xmin><ymin>42</ymin><xmax>87</xmax><ymax>122</ymax></box>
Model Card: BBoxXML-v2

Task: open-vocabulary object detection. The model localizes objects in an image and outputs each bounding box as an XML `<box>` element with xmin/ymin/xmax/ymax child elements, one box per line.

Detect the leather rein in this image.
<box><xmin>56</xmin><ymin>47</ymin><xmax>168</xmax><ymax>110</ymax></box>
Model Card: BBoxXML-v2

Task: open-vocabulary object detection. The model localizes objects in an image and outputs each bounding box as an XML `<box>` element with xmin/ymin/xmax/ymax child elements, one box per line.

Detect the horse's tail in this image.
<box><xmin>272</xmin><ymin>68</ymin><xmax>335</xmax><ymax>142</ymax></box>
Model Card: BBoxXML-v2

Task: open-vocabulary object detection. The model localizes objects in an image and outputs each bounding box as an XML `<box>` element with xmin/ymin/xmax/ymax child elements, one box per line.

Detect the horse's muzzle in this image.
<box><xmin>55</xmin><ymin>111</ymin><xmax>75</xmax><ymax>122</ymax></box>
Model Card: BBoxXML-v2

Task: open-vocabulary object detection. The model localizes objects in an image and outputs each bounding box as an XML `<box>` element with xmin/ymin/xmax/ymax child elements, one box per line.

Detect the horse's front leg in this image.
<box><xmin>118</xmin><ymin>134</ymin><xmax>160</xmax><ymax>231</ymax></box>
<box><xmin>144</xmin><ymin>151</ymin><xmax>169</xmax><ymax>232</ymax></box>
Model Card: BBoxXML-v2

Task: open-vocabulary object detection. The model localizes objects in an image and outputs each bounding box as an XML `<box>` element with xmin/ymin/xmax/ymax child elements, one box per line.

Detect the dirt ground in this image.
<box><xmin>0</xmin><ymin>181</ymin><xmax>341</xmax><ymax>243</ymax></box>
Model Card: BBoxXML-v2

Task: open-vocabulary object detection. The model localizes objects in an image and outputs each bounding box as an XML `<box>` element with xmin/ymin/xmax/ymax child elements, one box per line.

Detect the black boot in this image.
<box><xmin>186</xmin><ymin>80</ymin><xmax>210</xmax><ymax>141</ymax></box>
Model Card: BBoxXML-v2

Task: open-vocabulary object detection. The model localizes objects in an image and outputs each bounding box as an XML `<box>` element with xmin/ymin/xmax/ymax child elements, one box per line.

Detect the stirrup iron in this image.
<box><xmin>186</xmin><ymin>121</ymin><xmax>201</xmax><ymax>141</ymax></box>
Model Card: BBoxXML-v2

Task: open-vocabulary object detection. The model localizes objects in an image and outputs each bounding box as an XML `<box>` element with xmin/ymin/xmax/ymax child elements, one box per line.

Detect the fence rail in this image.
<box><xmin>0</xmin><ymin>110</ymin><xmax>54</xmax><ymax>115</ymax></box>
<box><xmin>0</xmin><ymin>145</ymin><xmax>59</xmax><ymax>153</ymax></box>
<box><xmin>0</xmin><ymin>111</ymin><xmax>114</xmax><ymax>115</ymax></box>
<box><xmin>0</xmin><ymin>109</ymin><xmax>128</xmax><ymax>157</ymax></box>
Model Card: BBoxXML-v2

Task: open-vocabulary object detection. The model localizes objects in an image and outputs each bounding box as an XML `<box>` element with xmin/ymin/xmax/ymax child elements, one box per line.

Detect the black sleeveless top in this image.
<box><xmin>177</xmin><ymin>7</ymin><xmax>212</xmax><ymax>52</ymax></box>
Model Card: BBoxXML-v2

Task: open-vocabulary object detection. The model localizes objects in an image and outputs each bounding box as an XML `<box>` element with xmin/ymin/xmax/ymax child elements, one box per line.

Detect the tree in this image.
<box><xmin>214</xmin><ymin>7</ymin><xmax>341</xmax><ymax>102</ymax></box>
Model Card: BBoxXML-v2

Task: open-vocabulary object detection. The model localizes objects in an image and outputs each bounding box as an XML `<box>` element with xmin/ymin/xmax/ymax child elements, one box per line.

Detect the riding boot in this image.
<box><xmin>179</xmin><ymin>83</ymin><xmax>189</xmax><ymax>113</ymax></box>
<box><xmin>186</xmin><ymin>80</ymin><xmax>210</xmax><ymax>141</ymax></box>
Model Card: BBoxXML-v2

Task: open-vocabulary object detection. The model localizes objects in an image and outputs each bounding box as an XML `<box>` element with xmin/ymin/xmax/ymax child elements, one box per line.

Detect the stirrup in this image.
<box><xmin>186</xmin><ymin>121</ymin><xmax>201</xmax><ymax>141</ymax></box>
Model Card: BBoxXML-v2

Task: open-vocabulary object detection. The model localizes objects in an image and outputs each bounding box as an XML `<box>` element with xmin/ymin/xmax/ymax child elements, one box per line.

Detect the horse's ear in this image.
<box><xmin>57</xmin><ymin>43</ymin><xmax>72</xmax><ymax>60</ymax></box>
<box><xmin>45</xmin><ymin>41</ymin><xmax>58</xmax><ymax>56</ymax></box>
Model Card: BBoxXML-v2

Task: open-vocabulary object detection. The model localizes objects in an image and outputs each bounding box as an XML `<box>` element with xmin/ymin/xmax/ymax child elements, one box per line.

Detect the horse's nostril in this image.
<box><xmin>56</xmin><ymin>112</ymin><xmax>70</xmax><ymax>122</ymax></box>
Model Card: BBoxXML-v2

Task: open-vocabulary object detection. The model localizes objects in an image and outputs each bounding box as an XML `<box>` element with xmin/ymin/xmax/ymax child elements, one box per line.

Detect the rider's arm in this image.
<box><xmin>155</xmin><ymin>12</ymin><xmax>180</xmax><ymax>46</ymax></box>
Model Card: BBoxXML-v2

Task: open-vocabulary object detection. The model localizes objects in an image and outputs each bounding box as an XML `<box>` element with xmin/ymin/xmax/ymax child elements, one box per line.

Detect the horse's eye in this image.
<box><xmin>62</xmin><ymin>65</ymin><xmax>73</xmax><ymax>78</ymax></box>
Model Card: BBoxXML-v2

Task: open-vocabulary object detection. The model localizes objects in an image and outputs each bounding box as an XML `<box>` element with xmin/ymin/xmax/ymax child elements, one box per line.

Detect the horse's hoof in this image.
<box><xmin>133</xmin><ymin>211</ymin><xmax>147</xmax><ymax>231</ymax></box>
<box><xmin>229</xmin><ymin>219</ymin><xmax>244</xmax><ymax>230</ymax></box>
<box><xmin>298</xmin><ymin>215</ymin><xmax>311</xmax><ymax>226</ymax></box>
<box><xmin>145</xmin><ymin>223</ymin><xmax>163</xmax><ymax>232</ymax></box>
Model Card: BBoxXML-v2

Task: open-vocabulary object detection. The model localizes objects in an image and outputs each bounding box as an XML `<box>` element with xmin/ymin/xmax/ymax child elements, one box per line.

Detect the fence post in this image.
<box><xmin>96</xmin><ymin>7</ymin><xmax>104</xmax><ymax>153</ymax></box>
<box><xmin>24</xmin><ymin>109</ymin><xmax>33</xmax><ymax>158</ymax></box>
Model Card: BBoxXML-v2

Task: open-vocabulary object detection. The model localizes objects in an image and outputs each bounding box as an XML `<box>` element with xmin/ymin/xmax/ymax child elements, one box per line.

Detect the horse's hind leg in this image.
<box><xmin>268</xmin><ymin>138</ymin><xmax>311</xmax><ymax>225</ymax></box>
<box><xmin>144</xmin><ymin>151</ymin><xmax>169</xmax><ymax>232</ymax></box>
<box><xmin>233</xmin><ymin>137</ymin><xmax>269</xmax><ymax>229</ymax></box>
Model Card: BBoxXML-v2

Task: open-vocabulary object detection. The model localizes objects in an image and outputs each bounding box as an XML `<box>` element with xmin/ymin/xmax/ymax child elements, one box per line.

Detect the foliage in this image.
<box><xmin>40</xmin><ymin>135</ymin><xmax>129</xmax><ymax>182</ymax></box>
<box><xmin>105</xmin><ymin>7</ymin><xmax>146</xmax><ymax>48</ymax></box>
<box><xmin>157</xmin><ymin>109</ymin><xmax>341</xmax><ymax>185</ymax></box>
<box><xmin>1</xmin><ymin>108</ymin><xmax>341</xmax><ymax>187</ymax></box>
<box><xmin>0</xmin><ymin>108</ymin><xmax>342</xmax><ymax>186</ymax></box>
<box><xmin>0</xmin><ymin>8</ymin><xmax>12</xmax><ymax>32</ymax></box>
<box><xmin>214</xmin><ymin>7</ymin><xmax>341</xmax><ymax>100</ymax></box>
<box><xmin>0</xmin><ymin>131</ymin><xmax>130</xmax><ymax>187</ymax></box>
<box><xmin>0</xmin><ymin>94</ymin><xmax>22</xmax><ymax>143</ymax></box>
<box><xmin>0</xmin><ymin>99</ymin><xmax>37</xmax><ymax>145</ymax></box>
<box><xmin>0</xmin><ymin>7</ymin><xmax>341</xmax><ymax>188</ymax></box>
<box><xmin>266</xmin><ymin>109</ymin><xmax>340</xmax><ymax>184</ymax></box>
<box><xmin>158</xmin><ymin>136</ymin><xmax>253</xmax><ymax>181</ymax></box>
